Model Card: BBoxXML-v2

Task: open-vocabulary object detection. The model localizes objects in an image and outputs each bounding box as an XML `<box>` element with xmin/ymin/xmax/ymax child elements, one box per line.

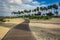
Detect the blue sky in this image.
<box><xmin>0</xmin><ymin>0</ymin><xmax>60</xmax><ymax>16</ymax></box>
<box><xmin>35</xmin><ymin>0</ymin><xmax>60</xmax><ymax>4</ymax></box>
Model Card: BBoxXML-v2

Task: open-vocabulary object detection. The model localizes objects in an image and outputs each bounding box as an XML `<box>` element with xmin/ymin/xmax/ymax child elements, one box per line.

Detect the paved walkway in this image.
<box><xmin>2</xmin><ymin>19</ymin><xmax>36</xmax><ymax>40</ymax></box>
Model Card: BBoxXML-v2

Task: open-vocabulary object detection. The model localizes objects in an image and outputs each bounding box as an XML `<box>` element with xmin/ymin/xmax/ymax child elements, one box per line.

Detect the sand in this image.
<box><xmin>29</xmin><ymin>18</ymin><xmax>60</xmax><ymax>40</ymax></box>
<box><xmin>0</xmin><ymin>18</ymin><xmax>24</xmax><ymax>40</ymax></box>
<box><xmin>0</xmin><ymin>18</ymin><xmax>60</xmax><ymax>40</ymax></box>
<box><xmin>29</xmin><ymin>18</ymin><xmax>60</xmax><ymax>28</ymax></box>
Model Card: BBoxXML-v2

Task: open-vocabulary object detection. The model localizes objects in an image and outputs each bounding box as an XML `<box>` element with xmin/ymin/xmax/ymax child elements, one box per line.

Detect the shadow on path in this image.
<box><xmin>2</xmin><ymin>19</ymin><xmax>36</xmax><ymax>40</ymax></box>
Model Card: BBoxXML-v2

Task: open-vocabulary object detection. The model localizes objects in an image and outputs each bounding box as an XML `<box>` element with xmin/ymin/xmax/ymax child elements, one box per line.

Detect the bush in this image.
<box><xmin>42</xmin><ymin>16</ymin><xmax>52</xmax><ymax>20</ymax></box>
<box><xmin>22</xmin><ymin>15</ymin><xmax>53</xmax><ymax>20</ymax></box>
<box><xmin>0</xmin><ymin>18</ymin><xmax>6</xmax><ymax>22</ymax></box>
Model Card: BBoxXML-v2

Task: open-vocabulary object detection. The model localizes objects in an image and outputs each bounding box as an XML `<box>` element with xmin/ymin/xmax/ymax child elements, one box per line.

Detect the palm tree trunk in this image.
<box><xmin>31</xmin><ymin>9</ymin><xmax>32</xmax><ymax>16</ymax></box>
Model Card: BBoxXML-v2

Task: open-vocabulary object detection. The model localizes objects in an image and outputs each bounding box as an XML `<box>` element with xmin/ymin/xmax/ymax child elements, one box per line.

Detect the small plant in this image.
<box><xmin>42</xmin><ymin>16</ymin><xmax>52</xmax><ymax>20</ymax></box>
<box><xmin>0</xmin><ymin>18</ymin><xmax>6</xmax><ymax>22</ymax></box>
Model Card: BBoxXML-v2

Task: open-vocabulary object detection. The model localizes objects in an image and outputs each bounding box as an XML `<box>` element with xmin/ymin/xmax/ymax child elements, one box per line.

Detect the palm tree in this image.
<box><xmin>44</xmin><ymin>7</ymin><xmax>48</xmax><ymax>11</ymax></box>
<box><xmin>24</xmin><ymin>9</ymin><xmax>27</xmax><ymax>13</ymax></box>
<box><xmin>12</xmin><ymin>11</ymin><xmax>17</xmax><ymax>15</ymax></box>
<box><xmin>20</xmin><ymin>10</ymin><xmax>25</xmax><ymax>18</ymax></box>
<box><xmin>20</xmin><ymin>11</ymin><xmax>24</xmax><ymax>14</ymax></box>
<box><xmin>52</xmin><ymin>4</ymin><xmax>58</xmax><ymax>16</ymax></box>
<box><xmin>52</xmin><ymin>4</ymin><xmax>58</xmax><ymax>10</ymax></box>
<box><xmin>40</xmin><ymin>7</ymin><xmax>43</xmax><ymax>16</ymax></box>
<box><xmin>55</xmin><ymin>11</ymin><xmax>58</xmax><ymax>16</ymax></box>
<box><xmin>36</xmin><ymin>7</ymin><xmax>42</xmax><ymax>15</ymax></box>
<box><xmin>18</xmin><ymin>11</ymin><xmax>21</xmax><ymax>14</ymax></box>
<box><xmin>12</xmin><ymin>11</ymin><xmax>19</xmax><ymax>17</ymax></box>
<box><xmin>36</xmin><ymin>7</ymin><xmax>40</xmax><ymax>11</ymax></box>
<box><xmin>40</xmin><ymin>7</ymin><xmax>44</xmax><ymax>11</ymax></box>
<box><xmin>40</xmin><ymin>7</ymin><xmax>48</xmax><ymax>16</ymax></box>
<box><xmin>17</xmin><ymin>11</ymin><xmax>22</xmax><ymax>16</ymax></box>
<box><xmin>43</xmin><ymin>7</ymin><xmax>48</xmax><ymax>16</ymax></box>
<box><xmin>28</xmin><ymin>10</ymin><xmax>32</xmax><ymax>16</ymax></box>
<box><xmin>37</xmin><ymin>12</ymin><xmax>41</xmax><ymax>15</ymax></box>
<box><xmin>59</xmin><ymin>2</ymin><xmax>60</xmax><ymax>6</ymax></box>
<box><xmin>33</xmin><ymin>8</ymin><xmax>36</xmax><ymax>12</ymax></box>
<box><xmin>29</xmin><ymin>10</ymin><xmax>31</xmax><ymax>13</ymax></box>
<box><xmin>32</xmin><ymin>8</ymin><xmax>37</xmax><ymax>16</ymax></box>
<box><xmin>48</xmin><ymin>5</ymin><xmax>53</xmax><ymax>12</ymax></box>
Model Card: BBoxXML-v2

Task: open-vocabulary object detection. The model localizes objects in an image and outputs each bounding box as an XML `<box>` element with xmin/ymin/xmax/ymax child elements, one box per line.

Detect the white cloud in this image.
<box><xmin>32</xmin><ymin>1</ymin><xmax>40</xmax><ymax>5</ymax></box>
<box><xmin>9</xmin><ymin>0</ymin><xmax>22</xmax><ymax>4</ymax></box>
<box><xmin>22</xmin><ymin>0</ymin><xmax>32</xmax><ymax>3</ymax></box>
<box><xmin>0</xmin><ymin>0</ymin><xmax>34</xmax><ymax>11</ymax></box>
<box><xmin>0</xmin><ymin>0</ymin><xmax>48</xmax><ymax>16</ymax></box>
<box><xmin>9</xmin><ymin>0</ymin><xmax>33</xmax><ymax>4</ymax></box>
<box><xmin>0</xmin><ymin>0</ymin><xmax>46</xmax><ymax>12</ymax></box>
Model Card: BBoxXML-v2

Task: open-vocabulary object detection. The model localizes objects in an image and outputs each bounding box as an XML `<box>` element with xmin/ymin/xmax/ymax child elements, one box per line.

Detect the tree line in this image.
<box><xmin>12</xmin><ymin>2</ymin><xmax>60</xmax><ymax>17</ymax></box>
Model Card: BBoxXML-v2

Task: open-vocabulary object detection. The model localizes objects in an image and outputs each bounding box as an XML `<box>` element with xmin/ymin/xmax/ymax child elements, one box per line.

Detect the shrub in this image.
<box><xmin>42</xmin><ymin>16</ymin><xmax>52</xmax><ymax>20</ymax></box>
<box><xmin>0</xmin><ymin>18</ymin><xmax>6</xmax><ymax>22</ymax></box>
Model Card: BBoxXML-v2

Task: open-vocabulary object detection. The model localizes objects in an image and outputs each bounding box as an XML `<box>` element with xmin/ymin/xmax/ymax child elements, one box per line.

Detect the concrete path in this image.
<box><xmin>2</xmin><ymin>19</ymin><xmax>36</xmax><ymax>40</ymax></box>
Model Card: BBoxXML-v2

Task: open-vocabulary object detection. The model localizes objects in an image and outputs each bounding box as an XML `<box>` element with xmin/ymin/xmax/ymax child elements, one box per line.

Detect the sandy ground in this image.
<box><xmin>0</xmin><ymin>18</ymin><xmax>24</xmax><ymax>40</ymax></box>
<box><xmin>29</xmin><ymin>18</ymin><xmax>60</xmax><ymax>40</ymax></box>
<box><xmin>30</xmin><ymin>18</ymin><xmax>60</xmax><ymax>28</ymax></box>
<box><xmin>2</xmin><ymin>19</ymin><xmax>36</xmax><ymax>40</ymax></box>
<box><xmin>0</xmin><ymin>18</ymin><xmax>60</xmax><ymax>40</ymax></box>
